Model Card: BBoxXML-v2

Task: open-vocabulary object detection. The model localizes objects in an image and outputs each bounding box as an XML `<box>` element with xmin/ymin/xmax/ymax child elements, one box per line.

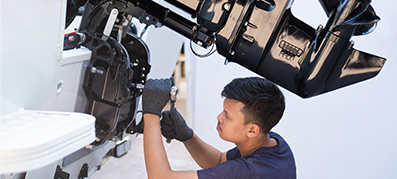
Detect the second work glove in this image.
<box><xmin>142</xmin><ymin>78</ymin><xmax>173</xmax><ymax>116</ymax></box>
<box><xmin>161</xmin><ymin>108</ymin><xmax>193</xmax><ymax>142</ymax></box>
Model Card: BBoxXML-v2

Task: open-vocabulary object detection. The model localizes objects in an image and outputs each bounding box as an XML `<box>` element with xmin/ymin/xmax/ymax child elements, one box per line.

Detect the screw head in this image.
<box><xmin>68</xmin><ymin>35</ymin><xmax>75</xmax><ymax>42</ymax></box>
<box><xmin>223</xmin><ymin>3</ymin><xmax>231</xmax><ymax>11</ymax></box>
<box><xmin>111</xmin><ymin>9</ymin><xmax>118</xmax><ymax>15</ymax></box>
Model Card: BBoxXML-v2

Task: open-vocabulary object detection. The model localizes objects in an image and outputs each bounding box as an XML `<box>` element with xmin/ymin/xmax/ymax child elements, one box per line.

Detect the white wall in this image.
<box><xmin>185</xmin><ymin>0</ymin><xmax>397</xmax><ymax>178</ymax></box>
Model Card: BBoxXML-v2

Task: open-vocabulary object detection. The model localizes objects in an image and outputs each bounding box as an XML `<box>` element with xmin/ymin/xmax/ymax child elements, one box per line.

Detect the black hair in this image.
<box><xmin>221</xmin><ymin>77</ymin><xmax>285</xmax><ymax>134</ymax></box>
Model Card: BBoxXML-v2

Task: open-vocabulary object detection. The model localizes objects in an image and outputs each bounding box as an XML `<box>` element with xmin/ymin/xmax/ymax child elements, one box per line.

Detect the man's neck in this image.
<box><xmin>236</xmin><ymin>133</ymin><xmax>278</xmax><ymax>158</ymax></box>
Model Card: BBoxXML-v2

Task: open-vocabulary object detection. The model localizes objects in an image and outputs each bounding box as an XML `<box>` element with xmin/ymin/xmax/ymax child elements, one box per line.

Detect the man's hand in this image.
<box><xmin>161</xmin><ymin>108</ymin><xmax>193</xmax><ymax>142</ymax></box>
<box><xmin>142</xmin><ymin>78</ymin><xmax>173</xmax><ymax>116</ymax></box>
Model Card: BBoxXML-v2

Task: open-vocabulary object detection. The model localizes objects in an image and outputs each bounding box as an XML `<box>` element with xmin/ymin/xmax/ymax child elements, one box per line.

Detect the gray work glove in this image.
<box><xmin>142</xmin><ymin>78</ymin><xmax>173</xmax><ymax>116</ymax></box>
<box><xmin>161</xmin><ymin>108</ymin><xmax>193</xmax><ymax>142</ymax></box>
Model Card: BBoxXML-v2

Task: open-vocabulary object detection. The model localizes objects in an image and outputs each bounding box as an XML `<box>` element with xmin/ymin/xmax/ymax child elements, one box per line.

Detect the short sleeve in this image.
<box><xmin>226</xmin><ymin>147</ymin><xmax>241</xmax><ymax>160</ymax></box>
<box><xmin>197</xmin><ymin>158</ymin><xmax>253</xmax><ymax>179</ymax></box>
<box><xmin>198</xmin><ymin>132</ymin><xmax>296</xmax><ymax>179</ymax></box>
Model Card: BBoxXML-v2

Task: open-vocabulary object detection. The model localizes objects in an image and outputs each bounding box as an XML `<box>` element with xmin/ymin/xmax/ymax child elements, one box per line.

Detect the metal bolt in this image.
<box><xmin>142</xmin><ymin>67</ymin><xmax>146</xmax><ymax>71</ymax></box>
<box><xmin>223</xmin><ymin>3</ymin><xmax>231</xmax><ymax>11</ymax></box>
<box><xmin>244</xmin><ymin>21</ymin><xmax>248</xmax><ymax>26</ymax></box>
<box><xmin>146</xmin><ymin>16</ymin><xmax>150</xmax><ymax>21</ymax></box>
<box><xmin>133</xmin><ymin>59</ymin><xmax>139</xmax><ymax>66</ymax></box>
<box><xmin>141</xmin><ymin>74</ymin><xmax>145</xmax><ymax>78</ymax></box>
<box><xmin>96</xmin><ymin>137</ymin><xmax>101</xmax><ymax>142</ymax></box>
<box><xmin>68</xmin><ymin>35</ymin><xmax>75</xmax><ymax>42</ymax></box>
<box><xmin>91</xmin><ymin>67</ymin><xmax>104</xmax><ymax>74</ymax></box>
<box><xmin>111</xmin><ymin>9</ymin><xmax>118</xmax><ymax>15</ymax></box>
<box><xmin>197</xmin><ymin>41</ymin><xmax>203</xmax><ymax>46</ymax></box>
<box><xmin>230</xmin><ymin>50</ymin><xmax>235</xmax><ymax>56</ymax></box>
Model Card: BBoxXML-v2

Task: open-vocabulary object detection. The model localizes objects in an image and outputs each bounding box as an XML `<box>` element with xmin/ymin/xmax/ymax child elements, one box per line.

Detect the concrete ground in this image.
<box><xmin>90</xmin><ymin>78</ymin><xmax>196</xmax><ymax>179</ymax></box>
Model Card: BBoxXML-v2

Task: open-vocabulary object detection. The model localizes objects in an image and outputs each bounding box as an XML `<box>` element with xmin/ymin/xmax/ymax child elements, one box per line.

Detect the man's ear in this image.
<box><xmin>247</xmin><ymin>123</ymin><xmax>260</xmax><ymax>138</ymax></box>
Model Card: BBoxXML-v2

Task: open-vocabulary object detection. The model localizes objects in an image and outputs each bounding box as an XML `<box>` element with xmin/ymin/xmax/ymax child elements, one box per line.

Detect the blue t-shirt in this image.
<box><xmin>197</xmin><ymin>132</ymin><xmax>296</xmax><ymax>179</ymax></box>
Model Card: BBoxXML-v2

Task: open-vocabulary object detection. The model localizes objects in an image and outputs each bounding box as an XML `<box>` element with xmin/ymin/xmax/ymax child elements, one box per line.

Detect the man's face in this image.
<box><xmin>216</xmin><ymin>98</ymin><xmax>248</xmax><ymax>143</ymax></box>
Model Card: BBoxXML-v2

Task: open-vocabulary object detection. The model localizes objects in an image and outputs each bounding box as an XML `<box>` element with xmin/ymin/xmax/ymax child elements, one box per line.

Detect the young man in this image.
<box><xmin>142</xmin><ymin>77</ymin><xmax>296</xmax><ymax>179</ymax></box>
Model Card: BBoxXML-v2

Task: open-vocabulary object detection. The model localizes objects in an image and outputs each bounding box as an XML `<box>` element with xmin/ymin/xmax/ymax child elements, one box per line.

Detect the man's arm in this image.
<box><xmin>183</xmin><ymin>133</ymin><xmax>228</xmax><ymax>169</ymax></box>
<box><xmin>143</xmin><ymin>113</ymin><xmax>198</xmax><ymax>179</ymax></box>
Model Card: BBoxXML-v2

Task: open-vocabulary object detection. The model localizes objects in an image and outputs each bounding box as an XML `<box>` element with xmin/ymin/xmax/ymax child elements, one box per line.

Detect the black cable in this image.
<box><xmin>189</xmin><ymin>35</ymin><xmax>217</xmax><ymax>58</ymax></box>
<box><xmin>189</xmin><ymin>40</ymin><xmax>217</xmax><ymax>58</ymax></box>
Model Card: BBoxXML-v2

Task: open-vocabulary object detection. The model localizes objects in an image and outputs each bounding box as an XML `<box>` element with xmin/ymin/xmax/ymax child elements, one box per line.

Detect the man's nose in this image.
<box><xmin>217</xmin><ymin>112</ymin><xmax>223</xmax><ymax>123</ymax></box>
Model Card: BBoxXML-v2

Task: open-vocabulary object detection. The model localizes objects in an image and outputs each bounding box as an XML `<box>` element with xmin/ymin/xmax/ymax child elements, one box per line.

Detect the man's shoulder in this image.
<box><xmin>198</xmin><ymin>132</ymin><xmax>296</xmax><ymax>179</ymax></box>
<box><xmin>269</xmin><ymin>131</ymin><xmax>289</xmax><ymax>146</ymax></box>
<box><xmin>269</xmin><ymin>131</ymin><xmax>282</xmax><ymax>138</ymax></box>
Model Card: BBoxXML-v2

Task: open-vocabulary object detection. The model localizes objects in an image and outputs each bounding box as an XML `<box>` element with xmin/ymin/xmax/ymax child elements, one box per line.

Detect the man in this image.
<box><xmin>142</xmin><ymin>77</ymin><xmax>296</xmax><ymax>179</ymax></box>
